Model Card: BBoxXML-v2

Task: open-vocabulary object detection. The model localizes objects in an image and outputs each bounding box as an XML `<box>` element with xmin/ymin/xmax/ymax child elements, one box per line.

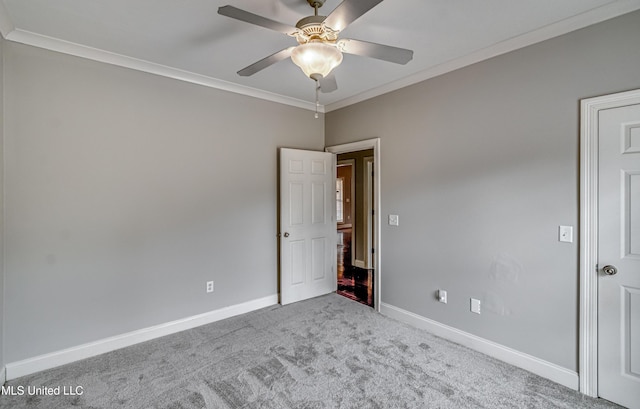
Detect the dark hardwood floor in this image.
<box><xmin>337</xmin><ymin>229</ymin><xmax>374</xmax><ymax>308</ymax></box>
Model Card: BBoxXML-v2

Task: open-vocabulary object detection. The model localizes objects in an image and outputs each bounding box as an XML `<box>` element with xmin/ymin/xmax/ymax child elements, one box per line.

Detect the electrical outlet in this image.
<box><xmin>559</xmin><ymin>225</ymin><xmax>573</xmax><ymax>243</ymax></box>
<box><xmin>471</xmin><ymin>298</ymin><xmax>481</xmax><ymax>314</ymax></box>
<box><xmin>206</xmin><ymin>281</ymin><xmax>214</xmax><ymax>293</ymax></box>
<box><xmin>438</xmin><ymin>289</ymin><xmax>447</xmax><ymax>304</ymax></box>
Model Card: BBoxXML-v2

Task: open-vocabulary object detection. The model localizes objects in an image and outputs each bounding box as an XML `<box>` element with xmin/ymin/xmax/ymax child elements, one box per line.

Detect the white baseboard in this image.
<box><xmin>380</xmin><ymin>302</ymin><xmax>579</xmax><ymax>390</ymax></box>
<box><xmin>354</xmin><ymin>259</ymin><xmax>366</xmax><ymax>269</ymax></box>
<box><xmin>5</xmin><ymin>294</ymin><xmax>278</xmax><ymax>381</ymax></box>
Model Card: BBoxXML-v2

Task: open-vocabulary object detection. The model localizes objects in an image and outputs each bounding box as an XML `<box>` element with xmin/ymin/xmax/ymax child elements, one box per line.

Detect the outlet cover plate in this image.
<box><xmin>559</xmin><ymin>225</ymin><xmax>573</xmax><ymax>243</ymax></box>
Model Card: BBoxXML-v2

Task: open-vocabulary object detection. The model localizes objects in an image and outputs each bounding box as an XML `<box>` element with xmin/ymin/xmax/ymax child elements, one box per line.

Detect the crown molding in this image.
<box><xmin>3</xmin><ymin>28</ymin><xmax>323</xmax><ymax>112</ymax></box>
<box><xmin>1</xmin><ymin>1</ymin><xmax>638</xmax><ymax>113</ymax></box>
<box><xmin>325</xmin><ymin>0</ymin><xmax>640</xmax><ymax>112</ymax></box>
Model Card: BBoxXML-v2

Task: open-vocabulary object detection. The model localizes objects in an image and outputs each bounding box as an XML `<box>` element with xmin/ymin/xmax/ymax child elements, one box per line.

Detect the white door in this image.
<box><xmin>598</xmin><ymin>102</ymin><xmax>640</xmax><ymax>409</ymax></box>
<box><xmin>280</xmin><ymin>148</ymin><xmax>336</xmax><ymax>305</ymax></box>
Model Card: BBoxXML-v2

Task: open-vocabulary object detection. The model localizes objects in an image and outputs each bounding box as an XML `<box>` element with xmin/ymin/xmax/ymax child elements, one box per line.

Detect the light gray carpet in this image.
<box><xmin>0</xmin><ymin>294</ymin><xmax>621</xmax><ymax>408</ymax></box>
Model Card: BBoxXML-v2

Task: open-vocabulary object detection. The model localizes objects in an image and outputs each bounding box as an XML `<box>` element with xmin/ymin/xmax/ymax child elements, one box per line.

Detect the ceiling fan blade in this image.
<box><xmin>339</xmin><ymin>39</ymin><xmax>413</xmax><ymax>65</ymax></box>
<box><xmin>218</xmin><ymin>5</ymin><xmax>298</xmax><ymax>34</ymax></box>
<box><xmin>323</xmin><ymin>0</ymin><xmax>384</xmax><ymax>32</ymax></box>
<box><xmin>237</xmin><ymin>47</ymin><xmax>295</xmax><ymax>76</ymax></box>
<box><xmin>319</xmin><ymin>73</ymin><xmax>338</xmax><ymax>93</ymax></box>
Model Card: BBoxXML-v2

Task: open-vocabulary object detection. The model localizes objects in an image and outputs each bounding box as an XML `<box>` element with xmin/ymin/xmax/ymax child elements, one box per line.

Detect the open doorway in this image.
<box><xmin>326</xmin><ymin>138</ymin><xmax>381</xmax><ymax>311</ymax></box>
<box><xmin>335</xmin><ymin>149</ymin><xmax>374</xmax><ymax>308</ymax></box>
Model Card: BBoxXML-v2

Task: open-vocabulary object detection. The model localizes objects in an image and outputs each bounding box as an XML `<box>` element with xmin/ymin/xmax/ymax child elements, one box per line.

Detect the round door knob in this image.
<box><xmin>283</xmin><ymin>232</ymin><xmax>290</xmax><ymax>238</ymax></box>
<box><xmin>602</xmin><ymin>265</ymin><xmax>618</xmax><ymax>276</ymax></box>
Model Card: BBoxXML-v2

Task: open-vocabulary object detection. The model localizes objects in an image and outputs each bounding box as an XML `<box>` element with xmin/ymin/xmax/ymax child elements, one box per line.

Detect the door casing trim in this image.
<box><xmin>579</xmin><ymin>88</ymin><xmax>640</xmax><ymax>397</ymax></box>
<box><xmin>326</xmin><ymin>138</ymin><xmax>381</xmax><ymax>311</ymax></box>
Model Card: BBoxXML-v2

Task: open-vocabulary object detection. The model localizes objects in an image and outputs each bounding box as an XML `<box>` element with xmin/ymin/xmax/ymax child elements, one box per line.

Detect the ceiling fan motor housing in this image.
<box><xmin>294</xmin><ymin>15</ymin><xmax>339</xmax><ymax>45</ymax></box>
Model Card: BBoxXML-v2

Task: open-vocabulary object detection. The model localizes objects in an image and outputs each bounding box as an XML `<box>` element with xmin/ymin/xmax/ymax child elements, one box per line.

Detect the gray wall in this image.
<box><xmin>326</xmin><ymin>10</ymin><xmax>640</xmax><ymax>372</ymax></box>
<box><xmin>3</xmin><ymin>42</ymin><xmax>324</xmax><ymax>363</ymax></box>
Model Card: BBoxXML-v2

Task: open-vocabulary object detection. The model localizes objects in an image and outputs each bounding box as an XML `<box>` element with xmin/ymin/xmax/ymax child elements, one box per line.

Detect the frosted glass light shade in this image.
<box><xmin>290</xmin><ymin>41</ymin><xmax>343</xmax><ymax>79</ymax></box>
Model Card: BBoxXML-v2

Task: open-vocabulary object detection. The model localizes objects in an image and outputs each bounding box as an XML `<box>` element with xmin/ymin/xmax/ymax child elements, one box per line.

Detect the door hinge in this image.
<box><xmin>371</xmin><ymin>248</ymin><xmax>375</xmax><ymax>254</ymax></box>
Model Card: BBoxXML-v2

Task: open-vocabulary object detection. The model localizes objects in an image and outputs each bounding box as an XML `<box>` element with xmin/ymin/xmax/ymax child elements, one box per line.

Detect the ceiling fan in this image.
<box><xmin>217</xmin><ymin>0</ymin><xmax>414</xmax><ymax>95</ymax></box>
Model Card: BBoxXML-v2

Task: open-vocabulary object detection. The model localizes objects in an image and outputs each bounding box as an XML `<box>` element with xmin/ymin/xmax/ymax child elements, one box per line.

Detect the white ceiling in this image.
<box><xmin>1</xmin><ymin>0</ymin><xmax>639</xmax><ymax>111</ymax></box>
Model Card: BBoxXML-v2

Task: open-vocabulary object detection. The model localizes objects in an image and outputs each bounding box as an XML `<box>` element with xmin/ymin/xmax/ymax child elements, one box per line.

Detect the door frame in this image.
<box><xmin>364</xmin><ymin>156</ymin><xmax>374</xmax><ymax>269</ymax></box>
<box><xmin>579</xmin><ymin>88</ymin><xmax>640</xmax><ymax>397</ymax></box>
<box><xmin>326</xmin><ymin>138</ymin><xmax>381</xmax><ymax>311</ymax></box>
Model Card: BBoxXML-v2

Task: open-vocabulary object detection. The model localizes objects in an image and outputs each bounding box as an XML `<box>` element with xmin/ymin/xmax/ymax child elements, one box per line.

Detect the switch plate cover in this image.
<box><xmin>471</xmin><ymin>298</ymin><xmax>481</xmax><ymax>314</ymax></box>
<box><xmin>389</xmin><ymin>214</ymin><xmax>399</xmax><ymax>226</ymax></box>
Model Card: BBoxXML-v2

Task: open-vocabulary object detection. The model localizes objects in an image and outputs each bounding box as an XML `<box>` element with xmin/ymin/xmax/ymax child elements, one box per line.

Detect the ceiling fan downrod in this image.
<box><xmin>307</xmin><ymin>0</ymin><xmax>325</xmax><ymax>16</ymax></box>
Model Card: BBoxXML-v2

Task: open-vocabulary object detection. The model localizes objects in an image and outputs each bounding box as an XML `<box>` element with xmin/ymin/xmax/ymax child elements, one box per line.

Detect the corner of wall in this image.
<box><xmin>0</xmin><ymin>1</ymin><xmax>15</xmax><ymax>39</ymax></box>
<box><xmin>0</xmin><ymin>33</ymin><xmax>6</xmax><ymax>385</ymax></box>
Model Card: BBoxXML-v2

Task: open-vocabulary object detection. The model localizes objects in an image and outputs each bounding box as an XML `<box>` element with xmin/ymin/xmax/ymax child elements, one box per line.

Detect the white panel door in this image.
<box><xmin>598</xmin><ymin>103</ymin><xmax>640</xmax><ymax>409</ymax></box>
<box><xmin>280</xmin><ymin>148</ymin><xmax>336</xmax><ymax>305</ymax></box>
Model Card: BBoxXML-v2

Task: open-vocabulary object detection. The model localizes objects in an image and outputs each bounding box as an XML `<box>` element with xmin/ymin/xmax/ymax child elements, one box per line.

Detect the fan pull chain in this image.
<box><xmin>314</xmin><ymin>80</ymin><xmax>320</xmax><ymax>119</ymax></box>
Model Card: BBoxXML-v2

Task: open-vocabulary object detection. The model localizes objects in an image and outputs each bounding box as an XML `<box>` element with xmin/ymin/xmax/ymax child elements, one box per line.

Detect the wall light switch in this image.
<box><xmin>438</xmin><ymin>290</ymin><xmax>447</xmax><ymax>304</ymax></box>
<box><xmin>559</xmin><ymin>226</ymin><xmax>573</xmax><ymax>243</ymax></box>
<box><xmin>471</xmin><ymin>298</ymin><xmax>481</xmax><ymax>314</ymax></box>
<box><xmin>389</xmin><ymin>214</ymin><xmax>399</xmax><ymax>226</ymax></box>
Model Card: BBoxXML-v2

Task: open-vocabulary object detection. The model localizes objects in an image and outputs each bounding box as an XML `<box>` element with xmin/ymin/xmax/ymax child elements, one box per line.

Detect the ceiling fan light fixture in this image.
<box><xmin>290</xmin><ymin>41</ymin><xmax>343</xmax><ymax>79</ymax></box>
